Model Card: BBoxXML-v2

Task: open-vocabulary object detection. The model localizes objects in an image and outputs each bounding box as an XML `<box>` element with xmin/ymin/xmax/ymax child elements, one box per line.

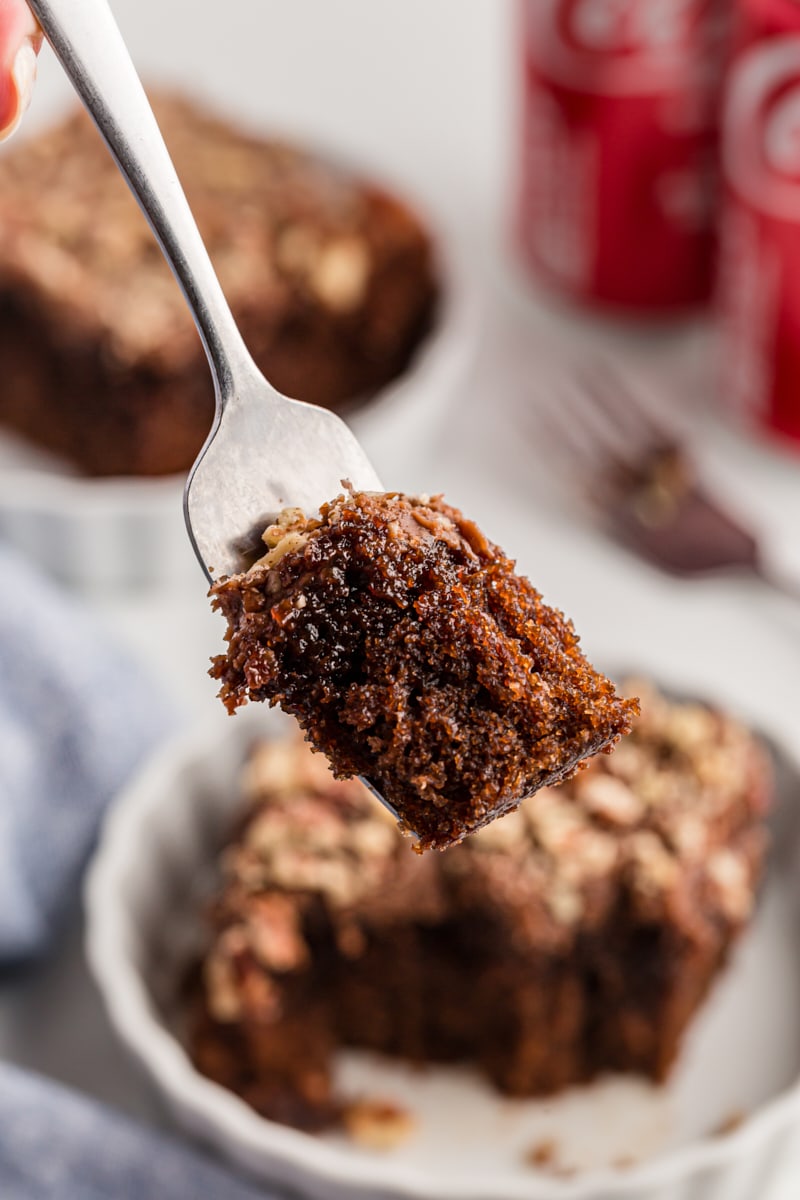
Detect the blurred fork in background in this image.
<box><xmin>537</xmin><ymin>362</ymin><xmax>800</xmax><ymax>602</ymax></box>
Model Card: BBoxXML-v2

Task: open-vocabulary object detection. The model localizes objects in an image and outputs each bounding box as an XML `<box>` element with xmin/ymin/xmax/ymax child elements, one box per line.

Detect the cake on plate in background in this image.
<box><xmin>187</xmin><ymin>679</ymin><xmax>771</xmax><ymax>1134</ymax></box>
<box><xmin>0</xmin><ymin>93</ymin><xmax>438</xmax><ymax>477</ymax></box>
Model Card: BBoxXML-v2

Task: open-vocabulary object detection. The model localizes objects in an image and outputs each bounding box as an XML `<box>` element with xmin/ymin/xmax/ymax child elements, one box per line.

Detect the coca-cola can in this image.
<box><xmin>516</xmin><ymin>0</ymin><xmax>728</xmax><ymax>312</ymax></box>
<box><xmin>717</xmin><ymin>32</ymin><xmax>800</xmax><ymax>445</ymax></box>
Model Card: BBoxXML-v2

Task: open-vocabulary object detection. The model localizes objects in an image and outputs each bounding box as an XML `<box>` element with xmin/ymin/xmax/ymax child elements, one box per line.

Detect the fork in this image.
<box><xmin>29</xmin><ymin>0</ymin><xmax>383</xmax><ymax>583</ymax></box>
<box><xmin>537</xmin><ymin>362</ymin><xmax>800</xmax><ymax>601</ymax></box>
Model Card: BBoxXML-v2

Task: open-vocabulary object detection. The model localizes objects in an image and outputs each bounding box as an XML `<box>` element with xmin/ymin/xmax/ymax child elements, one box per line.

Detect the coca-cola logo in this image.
<box><xmin>565</xmin><ymin>0</ymin><xmax>697</xmax><ymax>56</ymax></box>
<box><xmin>764</xmin><ymin>84</ymin><xmax>800</xmax><ymax>179</ymax></box>
<box><xmin>524</xmin><ymin>0</ymin><xmax>722</xmax><ymax>93</ymax></box>
<box><xmin>724</xmin><ymin>37</ymin><xmax>800</xmax><ymax>217</ymax></box>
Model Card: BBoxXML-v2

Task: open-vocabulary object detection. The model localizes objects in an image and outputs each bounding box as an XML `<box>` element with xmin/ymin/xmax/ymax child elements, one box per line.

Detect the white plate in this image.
<box><xmin>0</xmin><ymin>238</ymin><xmax>477</xmax><ymax>592</ymax></box>
<box><xmin>85</xmin><ymin>697</ymin><xmax>800</xmax><ymax>1200</ymax></box>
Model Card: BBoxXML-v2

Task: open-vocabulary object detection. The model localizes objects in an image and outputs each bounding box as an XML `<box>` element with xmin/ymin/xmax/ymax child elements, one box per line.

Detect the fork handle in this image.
<box><xmin>28</xmin><ymin>0</ymin><xmax>252</xmax><ymax>405</ymax></box>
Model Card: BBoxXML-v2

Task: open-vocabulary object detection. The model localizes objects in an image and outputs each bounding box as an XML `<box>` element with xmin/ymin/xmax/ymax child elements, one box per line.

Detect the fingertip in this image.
<box><xmin>0</xmin><ymin>36</ymin><xmax>38</xmax><ymax>140</ymax></box>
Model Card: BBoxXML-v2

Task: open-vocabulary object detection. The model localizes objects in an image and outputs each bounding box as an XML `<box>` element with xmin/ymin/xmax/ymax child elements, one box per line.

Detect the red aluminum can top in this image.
<box><xmin>523</xmin><ymin>0</ymin><xmax>727</xmax><ymax>93</ymax></box>
<box><xmin>734</xmin><ymin>0</ymin><xmax>800</xmax><ymax>49</ymax></box>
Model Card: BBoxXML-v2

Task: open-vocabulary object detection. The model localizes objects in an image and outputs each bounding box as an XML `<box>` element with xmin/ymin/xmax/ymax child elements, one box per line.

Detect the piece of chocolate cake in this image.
<box><xmin>188</xmin><ymin>683</ymin><xmax>771</xmax><ymax>1132</ymax></box>
<box><xmin>0</xmin><ymin>95</ymin><xmax>437</xmax><ymax>476</ymax></box>
<box><xmin>210</xmin><ymin>491</ymin><xmax>639</xmax><ymax>850</ymax></box>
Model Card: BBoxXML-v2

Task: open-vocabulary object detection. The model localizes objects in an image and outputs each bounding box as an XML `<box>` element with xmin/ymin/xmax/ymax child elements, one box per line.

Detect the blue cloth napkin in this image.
<box><xmin>0</xmin><ymin>544</ymin><xmax>173</xmax><ymax>962</ymax></box>
<box><xmin>0</xmin><ymin>545</ymin><xmax>286</xmax><ymax>1197</ymax></box>
<box><xmin>0</xmin><ymin>1061</ymin><xmax>274</xmax><ymax>1200</ymax></box>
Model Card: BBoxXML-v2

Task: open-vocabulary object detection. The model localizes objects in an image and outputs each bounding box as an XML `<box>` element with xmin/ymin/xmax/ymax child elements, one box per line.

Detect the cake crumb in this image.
<box><xmin>713</xmin><ymin>1109</ymin><xmax>746</xmax><ymax>1137</ymax></box>
<box><xmin>525</xmin><ymin>1137</ymin><xmax>558</xmax><ymax>1168</ymax></box>
<box><xmin>613</xmin><ymin>1154</ymin><xmax>637</xmax><ymax>1170</ymax></box>
<box><xmin>342</xmin><ymin>1100</ymin><xmax>416</xmax><ymax>1150</ymax></box>
<box><xmin>523</xmin><ymin>1138</ymin><xmax>577</xmax><ymax>1176</ymax></box>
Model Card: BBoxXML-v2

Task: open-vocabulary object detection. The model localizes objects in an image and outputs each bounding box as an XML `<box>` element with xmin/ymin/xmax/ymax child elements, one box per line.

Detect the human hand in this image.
<box><xmin>0</xmin><ymin>0</ymin><xmax>40</xmax><ymax>139</ymax></box>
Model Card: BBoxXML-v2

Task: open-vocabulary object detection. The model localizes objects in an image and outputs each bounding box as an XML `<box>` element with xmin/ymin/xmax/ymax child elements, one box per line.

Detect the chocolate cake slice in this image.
<box><xmin>0</xmin><ymin>95</ymin><xmax>437</xmax><ymax>476</ymax></box>
<box><xmin>210</xmin><ymin>491</ymin><xmax>639</xmax><ymax>849</ymax></box>
<box><xmin>188</xmin><ymin>683</ymin><xmax>771</xmax><ymax>1132</ymax></box>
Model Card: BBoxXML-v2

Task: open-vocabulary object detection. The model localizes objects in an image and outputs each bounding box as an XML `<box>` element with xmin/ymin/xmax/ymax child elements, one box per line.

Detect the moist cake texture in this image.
<box><xmin>188</xmin><ymin>683</ymin><xmax>771</xmax><ymax>1131</ymax></box>
<box><xmin>0</xmin><ymin>95</ymin><xmax>437</xmax><ymax>476</ymax></box>
<box><xmin>210</xmin><ymin>490</ymin><xmax>639</xmax><ymax>849</ymax></box>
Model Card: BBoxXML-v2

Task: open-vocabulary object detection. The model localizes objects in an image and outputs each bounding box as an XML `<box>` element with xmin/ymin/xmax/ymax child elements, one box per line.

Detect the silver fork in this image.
<box><xmin>537</xmin><ymin>361</ymin><xmax>800</xmax><ymax>600</ymax></box>
<box><xmin>29</xmin><ymin>0</ymin><xmax>382</xmax><ymax>583</ymax></box>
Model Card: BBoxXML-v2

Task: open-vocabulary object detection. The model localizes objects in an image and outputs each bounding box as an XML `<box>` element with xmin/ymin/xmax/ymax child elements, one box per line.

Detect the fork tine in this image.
<box><xmin>533</xmin><ymin>386</ymin><xmax>595</xmax><ymax>467</ymax></box>
<box><xmin>551</xmin><ymin>372</ymin><xmax>654</xmax><ymax>470</ymax></box>
<box><xmin>532</xmin><ymin>397</ymin><xmax>625</xmax><ymax>513</ymax></box>
<box><xmin>532</xmin><ymin>379</ymin><xmax>623</xmax><ymax>475</ymax></box>
<box><xmin>576</xmin><ymin>361</ymin><xmax>680</xmax><ymax>453</ymax></box>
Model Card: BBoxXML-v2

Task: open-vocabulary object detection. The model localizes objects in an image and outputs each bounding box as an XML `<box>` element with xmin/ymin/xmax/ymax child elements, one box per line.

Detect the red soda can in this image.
<box><xmin>717</xmin><ymin>31</ymin><xmax>800</xmax><ymax>445</ymax></box>
<box><xmin>517</xmin><ymin>0</ymin><xmax>728</xmax><ymax>312</ymax></box>
<box><xmin>733</xmin><ymin>0</ymin><xmax>800</xmax><ymax>50</ymax></box>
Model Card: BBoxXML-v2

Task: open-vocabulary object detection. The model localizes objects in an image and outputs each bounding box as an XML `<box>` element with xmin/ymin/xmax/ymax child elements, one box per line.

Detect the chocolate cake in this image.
<box><xmin>210</xmin><ymin>491</ymin><xmax>639</xmax><ymax>850</ymax></box>
<box><xmin>0</xmin><ymin>95</ymin><xmax>437</xmax><ymax>476</ymax></box>
<box><xmin>188</xmin><ymin>680</ymin><xmax>771</xmax><ymax>1132</ymax></box>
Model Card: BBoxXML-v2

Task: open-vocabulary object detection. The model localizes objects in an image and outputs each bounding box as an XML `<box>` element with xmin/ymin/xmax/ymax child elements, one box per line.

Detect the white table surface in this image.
<box><xmin>2</xmin><ymin>0</ymin><xmax>800</xmax><ymax>1192</ymax></box>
